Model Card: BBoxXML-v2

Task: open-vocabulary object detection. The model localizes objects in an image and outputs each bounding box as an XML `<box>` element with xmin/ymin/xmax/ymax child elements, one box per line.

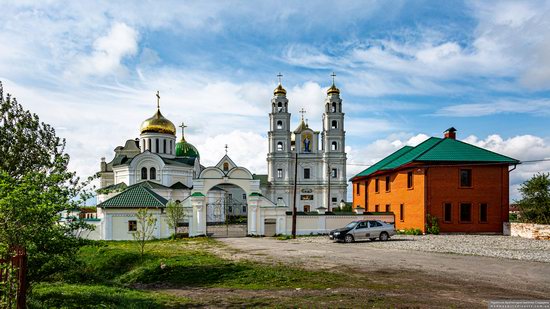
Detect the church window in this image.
<box><xmin>331</xmin><ymin>102</ymin><xmax>336</xmax><ymax>112</ymax></box>
<box><xmin>331</xmin><ymin>168</ymin><xmax>337</xmax><ymax>178</ymax></box>
<box><xmin>141</xmin><ymin>167</ymin><xmax>148</xmax><ymax>180</ymax></box>
<box><xmin>128</xmin><ymin>220</ymin><xmax>137</xmax><ymax>232</ymax></box>
<box><xmin>242</xmin><ymin>205</ymin><xmax>246</xmax><ymax>212</ymax></box>
<box><xmin>242</xmin><ymin>193</ymin><xmax>247</xmax><ymax>200</ymax></box>
<box><xmin>163</xmin><ymin>139</ymin><xmax>167</xmax><ymax>154</ymax></box>
<box><xmin>277</xmin><ymin>142</ymin><xmax>283</xmax><ymax>151</ymax></box>
<box><xmin>277</xmin><ymin>102</ymin><xmax>283</xmax><ymax>112</ymax></box>
<box><xmin>277</xmin><ymin>169</ymin><xmax>283</xmax><ymax>178</ymax></box>
<box><xmin>277</xmin><ymin>197</ymin><xmax>283</xmax><ymax>204</ymax></box>
<box><xmin>277</xmin><ymin>120</ymin><xmax>283</xmax><ymax>129</ymax></box>
<box><xmin>147</xmin><ymin>139</ymin><xmax>151</xmax><ymax>151</ymax></box>
<box><xmin>223</xmin><ymin>162</ymin><xmax>229</xmax><ymax>171</ymax></box>
<box><xmin>304</xmin><ymin>205</ymin><xmax>310</xmax><ymax>212</ymax></box>
<box><xmin>170</xmin><ymin>140</ymin><xmax>173</xmax><ymax>154</ymax></box>
<box><xmin>304</xmin><ymin>168</ymin><xmax>310</xmax><ymax>179</ymax></box>
<box><xmin>155</xmin><ymin>139</ymin><xmax>159</xmax><ymax>153</ymax></box>
<box><xmin>331</xmin><ymin>120</ymin><xmax>338</xmax><ymax>129</ymax></box>
<box><xmin>150</xmin><ymin>167</ymin><xmax>156</xmax><ymax>180</ymax></box>
<box><xmin>331</xmin><ymin>141</ymin><xmax>338</xmax><ymax>151</ymax></box>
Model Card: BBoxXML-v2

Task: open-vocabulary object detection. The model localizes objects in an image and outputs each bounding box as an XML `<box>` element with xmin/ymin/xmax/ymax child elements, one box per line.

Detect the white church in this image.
<box><xmin>90</xmin><ymin>78</ymin><xmax>349</xmax><ymax>240</ymax></box>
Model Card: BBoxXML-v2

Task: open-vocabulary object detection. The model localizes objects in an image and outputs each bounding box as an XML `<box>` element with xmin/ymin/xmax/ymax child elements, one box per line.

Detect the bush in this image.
<box><xmin>399</xmin><ymin>228</ymin><xmax>423</xmax><ymax>235</ymax></box>
<box><xmin>425</xmin><ymin>214</ymin><xmax>440</xmax><ymax>235</ymax></box>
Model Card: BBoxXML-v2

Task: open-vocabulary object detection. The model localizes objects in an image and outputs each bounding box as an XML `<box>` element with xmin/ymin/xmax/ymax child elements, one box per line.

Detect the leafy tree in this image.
<box><xmin>0</xmin><ymin>81</ymin><xmax>93</xmax><ymax>287</ymax></box>
<box><xmin>132</xmin><ymin>208</ymin><xmax>157</xmax><ymax>257</ymax></box>
<box><xmin>517</xmin><ymin>173</ymin><xmax>550</xmax><ymax>224</ymax></box>
<box><xmin>165</xmin><ymin>201</ymin><xmax>186</xmax><ymax>239</ymax></box>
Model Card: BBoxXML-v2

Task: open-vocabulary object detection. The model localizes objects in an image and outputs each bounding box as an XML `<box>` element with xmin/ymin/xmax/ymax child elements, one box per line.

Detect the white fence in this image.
<box><xmin>284</xmin><ymin>214</ymin><xmax>395</xmax><ymax>235</ymax></box>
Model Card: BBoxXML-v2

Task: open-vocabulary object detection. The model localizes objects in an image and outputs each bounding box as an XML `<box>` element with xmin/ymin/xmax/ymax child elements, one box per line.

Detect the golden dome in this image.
<box><xmin>140</xmin><ymin>109</ymin><xmax>176</xmax><ymax>135</ymax></box>
<box><xmin>274</xmin><ymin>83</ymin><xmax>287</xmax><ymax>96</ymax></box>
<box><xmin>327</xmin><ymin>83</ymin><xmax>340</xmax><ymax>95</ymax></box>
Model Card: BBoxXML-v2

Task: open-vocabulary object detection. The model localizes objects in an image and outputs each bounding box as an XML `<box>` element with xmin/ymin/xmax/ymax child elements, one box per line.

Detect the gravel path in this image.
<box><xmin>293</xmin><ymin>234</ymin><xmax>550</xmax><ymax>263</ymax></box>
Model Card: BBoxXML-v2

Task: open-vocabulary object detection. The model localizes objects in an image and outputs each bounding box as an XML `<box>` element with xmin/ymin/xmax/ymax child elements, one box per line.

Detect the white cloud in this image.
<box><xmin>70</xmin><ymin>22</ymin><xmax>138</xmax><ymax>77</ymax></box>
<box><xmin>435</xmin><ymin>99</ymin><xmax>550</xmax><ymax>117</ymax></box>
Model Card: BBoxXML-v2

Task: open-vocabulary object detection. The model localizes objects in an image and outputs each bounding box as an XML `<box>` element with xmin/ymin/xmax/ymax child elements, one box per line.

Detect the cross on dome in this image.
<box><xmin>179</xmin><ymin>122</ymin><xmax>187</xmax><ymax>141</ymax></box>
<box><xmin>277</xmin><ymin>72</ymin><xmax>283</xmax><ymax>84</ymax></box>
<box><xmin>299</xmin><ymin>108</ymin><xmax>307</xmax><ymax>120</ymax></box>
<box><xmin>156</xmin><ymin>91</ymin><xmax>160</xmax><ymax>110</ymax></box>
<box><xmin>225</xmin><ymin>144</ymin><xmax>228</xmax><ymax>155</ymax></box>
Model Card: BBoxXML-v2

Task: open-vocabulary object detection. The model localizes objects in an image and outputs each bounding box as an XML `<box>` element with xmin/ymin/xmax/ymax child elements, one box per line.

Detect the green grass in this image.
<box><xmin>29</xmin><ymin>238</ymin><xmax>352</xmax><ymax>308</ymax></box>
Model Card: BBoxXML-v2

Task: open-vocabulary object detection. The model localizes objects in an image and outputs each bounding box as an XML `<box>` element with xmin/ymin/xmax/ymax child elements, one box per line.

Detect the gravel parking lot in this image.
<box><xmin>295</xmin><ymin>234</ymin><xmax>550</xmax><ymax>263</ymax></box>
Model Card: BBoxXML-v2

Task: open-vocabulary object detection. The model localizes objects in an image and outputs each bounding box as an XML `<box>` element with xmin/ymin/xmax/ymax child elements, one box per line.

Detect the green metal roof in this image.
<box><xmin>252</xmin><ymin>174</ymin><xmax>268</xmax><ymax>186</ymax></box>
<box><xmin>353</xmin><ymin>146</ymin><xmax>414</xmax><ymax>178</ymax></box>
<box><xmin>352</xmin><ymin>136</ymin><xmax>519</xmax><ymax>180</ymax></box>
<box><xmin>96</xmin><ymin>182</ymin><xmax>127</xmax><ymax>194</ymax></box>
<box><xmin>190</xmin><ymin>192</ymin><xmax>205</xmax><ymax>197</ymax></box>
<box><xmin>98</xmin><ymin>185</ymin><xmax>168</xmax><ymax>208</ymax></box>
<box><xmin>415</xmin><ymin>138</ymin><xmax>519</xmax><ymax>163</ymax></box>
<box><xmin>175</xmin><ymin>139</ymin><xmax>200</xmax><ymax>158</ymax></box>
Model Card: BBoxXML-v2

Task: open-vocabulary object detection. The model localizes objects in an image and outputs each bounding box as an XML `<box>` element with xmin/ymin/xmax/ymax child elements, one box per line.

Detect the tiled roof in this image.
<box><xmin>98</xmin><ymin>185</ymin><xmax>168</xmax><ymax>208</ymax></box>
<box><xmin>170</xmin><ymin>181</ymin><xmax>191</xmax><ymax>190</ymax></box>
<box><xmin>96</xmin><ymin>182</ymin><xmax>127</xmax><ymax>193</ymax></box>
<box><xmin>253</xmin><ymin>174</ymin><xmax>268</xmax><ymax>186</ymax></box>
<box><xmin>352</xmin><ymin>136</ymin><xmax>519</xmax><ymax>180</ymax></box>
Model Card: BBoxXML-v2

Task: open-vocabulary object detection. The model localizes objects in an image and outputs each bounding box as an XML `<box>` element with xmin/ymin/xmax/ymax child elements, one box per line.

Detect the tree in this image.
<box><xmin>0</xmin><ymin>81</ymin><xmax>93</xmax><ymax>288</ymax></box>
<box><xmin>132</xmin><ymin>208</ymin><xmax>157</xmax><ymax>258</ymax></box>
<box><xmin>165</xmin><ymin>201</ymin><xmax>186</xmax><ymax>239</ymax></box>
<box><xmin>517</xmin><ymin>173</ymin><xmax>550</xmax><ymax>224</ymax></box>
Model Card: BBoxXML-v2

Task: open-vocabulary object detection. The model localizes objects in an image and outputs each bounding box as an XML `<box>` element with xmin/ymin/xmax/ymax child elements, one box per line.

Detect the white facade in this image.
<box><xmin>265</xmin><ymin>83</ymin><xmax>347</xmax><ymax>212</ymax></box>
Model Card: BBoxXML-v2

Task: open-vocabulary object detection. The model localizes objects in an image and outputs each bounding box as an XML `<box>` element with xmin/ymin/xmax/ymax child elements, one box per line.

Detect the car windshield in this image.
<box><xmin>345</xmin><ymin>221</ymin><xmax>358</xmax><ymax>229</ymax></box>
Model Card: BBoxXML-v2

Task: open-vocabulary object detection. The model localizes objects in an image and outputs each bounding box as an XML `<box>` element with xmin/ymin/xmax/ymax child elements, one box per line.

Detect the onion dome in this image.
<box><xmin>274</xmin><ymin>83</ymin><xmax>287</xmax><ymax>96</ymax></box>
<box><xmin>175</xmin><ymin>137</ymin><xmax>200</xmax><ymax>158</ymax></box>
<box><xmin>327</xmin><ymin>83</ymin><xmax>340</xmax><ymax>95</ymax></box>
<box><xmin>140</xmin><ymin>109</ymin><xmax>176</xmax><ymax>135</ymax></box>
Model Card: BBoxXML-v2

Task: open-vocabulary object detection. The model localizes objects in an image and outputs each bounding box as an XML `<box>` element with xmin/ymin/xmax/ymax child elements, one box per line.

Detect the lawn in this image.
<box><xmin>29</xmin><ymin>238</ymin><xmax>354</xmax><ymax>308</ymax></box>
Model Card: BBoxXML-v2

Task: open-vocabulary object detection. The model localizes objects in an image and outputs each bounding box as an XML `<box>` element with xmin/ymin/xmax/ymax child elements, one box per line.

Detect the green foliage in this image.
<box><xmin>28</xmin><ymin>283</ymin><xmax>190</xmax><ymax>309</ymax></box>
<box><xmin>333</xmin><ymin>203</ymin><xmax>353</xmax><ymax>212</ymax></box>
<box><xmin>517</xmin><ymin>173</ymin><xmax>550</xmax><ymax>224</ymax></box>
<box><xmin>132</xmin><ymin>208</ymin><xmax>157</xmax><ymax>258</ymax></box>
<box><xmin>0</xmin><ymin>82</ymin><xmax>95</xmax><ymax>287</ymax></box>
<box><xmin>165</xmin><ymin>201</ymin><xmax>186</xmax><ymax>239</ymax></box>
<box><xmin>509</xmin><ymin>212</ymin><xmax>519</xmax><ymax>222</ymax></box>
<box><xmin>399</xmin><ymin>228</ymin><xmax>423</xmax><ymax>235</ymax></box>
<box><xmin>425</xmin><ymin>214</ymin><xmax>440</xmax><ymax>235</ymax></box>
<box><xmin>0</xmin><ymin>262</ymin><xmax>18</xmax><ymax>308</ymax></box>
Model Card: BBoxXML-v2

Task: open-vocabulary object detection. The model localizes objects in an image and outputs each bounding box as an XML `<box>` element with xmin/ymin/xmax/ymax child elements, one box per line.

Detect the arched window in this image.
<box><xmin>141</xmin><ymin>167</ymin><xmax>147</xmax><ymax>179</ymax></box>
<box><xmin>276</xmin><ymin>120</ymin><xmax>283</xmax><ymax>129</ymax></box>
<box><xmin>163</xmin><ymin>139</ymin><xmax>167</xmax><ymax>154</ymax></box>
<box><xmin>150</xmin><ymin>167</ymin><xmax>156</xmax><ymax>180</ymax></box>
<box><xmin>331</xmin><ymin>102</ymin><xmax>337</xmax><ymax>112</ymax></box>
<box><xmin>331</xmin><ymin>141</ymin><xmax>338</xmax><ymax>151</ymax></box>
<box><xmin>331</xmin><ymin>120</ymin><xmax>338</xmax><ymax>129</ymax></box>
<box><xmin>277</xmin><ymin>102</ymin><xmax>283</xmax><ymax>112</ymax></box>
<box><xmin>223</xmin><ymin>162</ymin><xmax>229</xmax><ymax>171</ymax></box>
<box><xmin>277</xmin><ymin>142</ymin><xmax>283</xmax><ymax>151</ymax></box>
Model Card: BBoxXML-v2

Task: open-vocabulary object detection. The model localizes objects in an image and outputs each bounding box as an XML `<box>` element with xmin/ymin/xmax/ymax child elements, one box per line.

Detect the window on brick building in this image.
<box><xmin>444</xmin><ymin>203</ymin><xmax>452</xmax><ymax>223</ymax></box>
<box><xmin>460</xmin><ymin>169</ymin><xmax>472</xmax><ymax>187</ymax></box>
<box><xmin>480</xmin><ymin>203</ymin><xmax>488</xmax><ymax>223</ymax></box>
<box><xmin>407</xmin><ymin>171</ymin><xmax>413</xmax><ymax>189</ymax></box>
<box><xmin>400</xmin><ymin>204</ymin><xmax>404</xmax><ymax>221</ymax></box>
<box><xmin>460</xmin><ymin>203</ymin><xmax>472</xmax><ymax>222</ymax></box>
<box><xmin>385</xmin><ymin>176</ymin><xmax>390</xmax><ymax>191</ymax></box>
<box><xmin>375</xmin><ymin>204</ymin><xmax>379</xmax><ymax>212</ymax></box>
<box><xmin>356</xmin><ymin>183</ymin><xmax>360</xmax><ymax>195</ymax></box>
<box><xmin>375</xmin><ymin>178</ymin><xmax>379</xmax><ymax>193</ymax></box>
<box><xmin>385</xmin><ymin>204</ymin><xmax>390</xmax><ymax>212</ymax></box>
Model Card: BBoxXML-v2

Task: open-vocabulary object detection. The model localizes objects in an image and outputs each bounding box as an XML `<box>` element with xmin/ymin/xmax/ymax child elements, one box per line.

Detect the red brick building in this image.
<box><xmin>351</xmin><ymin>128</ymin><xmax>519</xmax><ymax>233</ymax></box>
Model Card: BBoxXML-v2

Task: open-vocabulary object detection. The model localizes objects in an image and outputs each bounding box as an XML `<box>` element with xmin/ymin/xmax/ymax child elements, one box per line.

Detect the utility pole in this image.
<box><xmin>291</xmin><ymin>152</ymin><xmax>298</xmax><ymax>239</ymax></box>
<box><xmin>327</xmin><ymin>162</ymin><xmax>331</xmax><ymax>212</ymax></box>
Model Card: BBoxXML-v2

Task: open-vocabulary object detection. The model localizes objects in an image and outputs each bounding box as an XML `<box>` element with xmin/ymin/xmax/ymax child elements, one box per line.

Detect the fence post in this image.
<box><xmin>16</xmin><ymin>247</ymin><xmax>27</xmax><ymax>309</ymax></box>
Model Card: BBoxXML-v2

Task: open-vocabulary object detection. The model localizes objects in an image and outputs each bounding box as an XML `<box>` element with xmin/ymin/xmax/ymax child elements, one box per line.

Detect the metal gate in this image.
<box><xmin>206</xmin><ymin>194</ymin><xmax>247</xmax><ymax>238</ymax></box>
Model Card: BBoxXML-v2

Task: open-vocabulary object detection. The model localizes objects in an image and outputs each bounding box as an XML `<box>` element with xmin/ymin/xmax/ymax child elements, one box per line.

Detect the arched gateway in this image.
<box><xmin>187</xmin><ymin>155</ymin><xmax>287</xmax><ymax>237</ymax></box>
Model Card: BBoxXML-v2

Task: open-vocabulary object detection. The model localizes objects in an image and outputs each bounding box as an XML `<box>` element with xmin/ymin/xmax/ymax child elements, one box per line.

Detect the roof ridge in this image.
<box><xmin>377</xmin><ymin>145</ymin><xmax>414</xmax><ymax>170</ymax></box>
<box><xmin>410</xmin><ymin>137</ymin><xmax>444</xmax><ymax>162</ymax></box>
<box><xmin>139</xmin><ymin>185</ymin><xmax>168</xmax><ymax>207</ymax></box>
<box><xmin>450</xmin><ymin>138</ymin><xmax>520</xmax><ymax>163</ymax></box>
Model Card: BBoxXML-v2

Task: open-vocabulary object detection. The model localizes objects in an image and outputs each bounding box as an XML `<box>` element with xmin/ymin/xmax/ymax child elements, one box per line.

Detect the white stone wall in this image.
<box><xmin>504</xmin><ymin>222</ymin><xmax>550</xmax><ymax>240</ymax></box>
<box><xmin>284</xmin><ymin>214</ymin><xmax>395</xmax><ymax>235</ymax></box>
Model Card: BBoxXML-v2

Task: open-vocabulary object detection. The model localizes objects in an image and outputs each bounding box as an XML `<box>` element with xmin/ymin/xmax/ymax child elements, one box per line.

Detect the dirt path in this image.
<box><xmin>211</xmin><ymin>237</ymin><xmax>550</xmax><ymax>306</ymax></box>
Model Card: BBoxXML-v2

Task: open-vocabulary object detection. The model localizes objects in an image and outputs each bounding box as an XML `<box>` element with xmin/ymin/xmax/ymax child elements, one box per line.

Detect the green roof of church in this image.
<box><xmin>98</xmin><ymin>185</ymin><xmax>168</xmax><ymax>208</ymax></box>
<box><xmin>352</xmin><ymin>136</ymin><xmax>519</xmax><ymax>180</ymax></box>
<box><xmin>175</xmin><ymin>139</ymin><xmax>200</xmax><ymax>158</ymax></box>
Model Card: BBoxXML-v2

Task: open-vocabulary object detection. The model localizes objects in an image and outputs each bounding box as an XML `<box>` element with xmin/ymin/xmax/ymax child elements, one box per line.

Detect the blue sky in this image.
<box><xmin>1</xmin><ymin>1</ymin><xmax>549</xmax><ymax>200</ymax></box>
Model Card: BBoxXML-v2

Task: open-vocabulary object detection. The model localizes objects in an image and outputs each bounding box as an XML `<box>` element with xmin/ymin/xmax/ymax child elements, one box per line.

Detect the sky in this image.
<box><xmin>1</xmin><ymin>0</ymin><xmax>549</xmax><ymax>201</ymax></box>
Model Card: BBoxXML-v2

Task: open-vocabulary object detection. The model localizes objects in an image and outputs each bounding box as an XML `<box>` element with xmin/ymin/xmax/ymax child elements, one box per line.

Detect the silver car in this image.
<box><xmin>329</xmin><ymin>220</ymin><xmax>396</xmax><ymax>243</ymax></box>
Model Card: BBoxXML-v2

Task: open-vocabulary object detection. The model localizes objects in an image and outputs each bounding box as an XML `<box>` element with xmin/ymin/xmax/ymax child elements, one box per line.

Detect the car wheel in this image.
<box><xmin>369</xmin><ymin>238</ymin><xmax>376</xmax><ymax>241</ymax></box>
<box><xmin>344</xmin><ymin>234</ymin><xmax>354</xmax><ymax>243</ymax></box>
<box><xmin>379</xmin><ymin>232</ymin><xmax>389</xmax><ymax>241</ymax></box>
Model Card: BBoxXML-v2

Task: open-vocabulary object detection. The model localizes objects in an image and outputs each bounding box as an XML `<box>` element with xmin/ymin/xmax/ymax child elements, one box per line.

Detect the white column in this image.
<box><xmin>191</xmin><ymin>195</ymin><xmax>206</xmax><ymax>236</ymax></box>
<box><xmin>105</xmin><ymin>214</ymin><xmax>112</xmax><ymax>240</ymax></box>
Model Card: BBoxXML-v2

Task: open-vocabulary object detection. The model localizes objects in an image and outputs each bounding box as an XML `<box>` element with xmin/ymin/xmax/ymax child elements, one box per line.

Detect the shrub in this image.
<box><xmin>425</xmin><ymin>214</ymin><xmax>440</xmax><ymax>235</ymax></box>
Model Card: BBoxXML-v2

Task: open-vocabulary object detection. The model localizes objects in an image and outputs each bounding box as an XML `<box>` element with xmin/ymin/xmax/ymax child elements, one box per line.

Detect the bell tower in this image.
<box><xmin>322</xmin><ymin>73</ymin><xmax>347</xmax><ymax>209</ymax></box>
<box><xmin>267</xmin><ymin>74</ymin><xmax>292</xmax><ymax>190</ymax></box>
